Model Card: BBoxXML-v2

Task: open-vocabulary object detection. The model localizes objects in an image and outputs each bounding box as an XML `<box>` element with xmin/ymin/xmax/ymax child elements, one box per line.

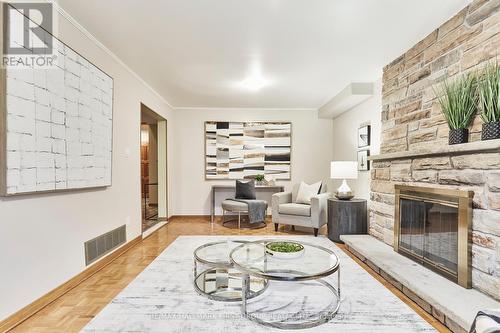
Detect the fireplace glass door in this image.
<box><xmin>399</xmin><ymin>198</ymin><xmax>459</xmax><ymax>278</ymax></box>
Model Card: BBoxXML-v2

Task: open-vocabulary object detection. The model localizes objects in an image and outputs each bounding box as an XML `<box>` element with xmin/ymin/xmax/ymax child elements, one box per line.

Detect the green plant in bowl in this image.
<box><xmin>265</xmin><ymin>242</ymin><xmax>305</xmax><ymax>259</ymax></box>
<box><xmin>266</xmin><ymin>242</ymin><xmax>304</xmax><ymax>253</ymax></box>
<box><xmin>254</xmin><ymin>174</ymin><xmax>265</xmax><ymax>182</ymax></box>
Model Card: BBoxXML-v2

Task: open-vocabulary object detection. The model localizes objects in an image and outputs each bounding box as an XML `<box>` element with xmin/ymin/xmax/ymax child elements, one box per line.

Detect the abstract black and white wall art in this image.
<box><xmin>205</xmin><ymin>121</ymin><xmax>291</xmax><ymax>180</ymax></box>
<box><xmin>1</xmin><ymin>37</ymin><xmax>113</xmax><ymax>195</ymax></box>
<box><xmin>358</xmin><ymin>125</ymin><xmax>370</xmax><ymax>148</ymax></box>
<box><xmin>357</xmin><ymin>150</ymin><xmax>370</xmax><ymax>171</ymax></box>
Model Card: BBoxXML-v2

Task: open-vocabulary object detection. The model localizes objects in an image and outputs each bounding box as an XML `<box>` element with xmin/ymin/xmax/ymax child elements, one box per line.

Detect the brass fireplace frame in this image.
<box><xmin>394</xmin><ymin>185</ymin><xmax>473</xmax><ymax>288</ymax></box>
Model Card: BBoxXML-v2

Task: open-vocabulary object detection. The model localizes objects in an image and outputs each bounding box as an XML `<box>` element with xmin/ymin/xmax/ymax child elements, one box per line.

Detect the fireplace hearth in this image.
<box><xmin>394</xmin><ymin>185</ymin><xmax>473</xmax><ymax>288</ymax></box>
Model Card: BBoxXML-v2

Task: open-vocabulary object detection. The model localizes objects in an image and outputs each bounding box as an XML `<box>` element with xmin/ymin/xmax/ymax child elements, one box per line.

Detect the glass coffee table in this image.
<box><xmin>230</xmin><ymin>239</ymin><xmax>341</xmax><ymax>329</ymax></box>
<box><xmin>193</xmin><ymin>240</ymin><xmax>267</xmax><ymax>302</ymax></box>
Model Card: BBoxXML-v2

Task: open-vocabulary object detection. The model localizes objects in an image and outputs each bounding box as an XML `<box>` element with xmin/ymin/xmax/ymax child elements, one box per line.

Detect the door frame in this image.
<box><xmin>140</xmin><ymin>103</ymin><xmax>168</xmax><ymax>234</ymax></box>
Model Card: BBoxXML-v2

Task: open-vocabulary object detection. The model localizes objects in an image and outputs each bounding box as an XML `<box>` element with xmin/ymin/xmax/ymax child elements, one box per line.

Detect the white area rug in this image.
<box><xmin>82</xmin><ymin>236</ymin><xmax>436</xmax><ymax>332</ymax></box>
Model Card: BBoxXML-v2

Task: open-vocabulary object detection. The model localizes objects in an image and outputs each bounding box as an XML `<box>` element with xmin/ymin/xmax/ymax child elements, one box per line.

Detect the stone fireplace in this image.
<box><xmin>394</xmin><ymin>185</ymin><xmax>473</xmax><ymax>288</ymax></box>
<box><xmin>370</xmin><ymin>0</ymin><xmax>499</xmax><ymax>301</ymax></box>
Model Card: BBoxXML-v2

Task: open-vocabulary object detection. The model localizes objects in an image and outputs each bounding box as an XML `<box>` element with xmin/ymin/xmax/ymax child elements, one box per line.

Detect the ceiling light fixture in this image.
<box><xmin>241</xmin><ymin>75</ymin><xmax>268</xmax><ymax>91</ymax></box>
<box><xmin>140</xmin><ymin>127</ymin><xmax>149</xmax><ymax>146</ymax></box>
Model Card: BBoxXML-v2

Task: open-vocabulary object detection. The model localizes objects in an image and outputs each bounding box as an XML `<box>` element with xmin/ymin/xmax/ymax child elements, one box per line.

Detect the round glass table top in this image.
<box><xmin>194</xmin><ymin>240</ymin><xmax>248</xmax><ymax>266</ymax></box>
<box><xmin>230</xmin><ymin>239</ymin><xmax>340</xmax><ymax>281</ymax></box>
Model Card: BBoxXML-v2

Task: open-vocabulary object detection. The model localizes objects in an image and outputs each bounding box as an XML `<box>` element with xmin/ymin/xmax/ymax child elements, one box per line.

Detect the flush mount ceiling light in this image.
<box><xmin>240</xmin><ymin>60</ymin><xmax>271</xmax><ymax>91</ymax></box>
<box><xmin>241</xmin><ymin>75</ymin><xmax>268</xmax><ymax>91</ymax></box>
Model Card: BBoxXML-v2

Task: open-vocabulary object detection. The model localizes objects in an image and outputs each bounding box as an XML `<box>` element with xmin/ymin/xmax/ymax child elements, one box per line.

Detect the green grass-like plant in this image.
<box><xmin>435</xmin><ymin>72</ymin><xmax>478</xmax><ymax>130</ymax></box>
<box><xmin>479</xmin><ymin>60</ymin><xmax>500</xmax><ymax>123</ymax></box>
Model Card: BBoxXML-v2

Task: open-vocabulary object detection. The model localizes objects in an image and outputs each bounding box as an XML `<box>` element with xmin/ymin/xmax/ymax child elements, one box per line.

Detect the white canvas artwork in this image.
<box><xmin>2</xmin><ymin>38</ymin><xmax>113</xmax><ymax>195</ymax></box>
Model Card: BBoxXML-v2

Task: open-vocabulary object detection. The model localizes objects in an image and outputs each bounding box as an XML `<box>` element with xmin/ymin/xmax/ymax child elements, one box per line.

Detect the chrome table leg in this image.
<box><xmin>193</xmin><ymin>258</ymin><xmax>197</xmax><ymax>279</ymax></box>
<box><xmin>242</xmin><ymin>273</ymin><xmax>250</xmax><ymax>315</ymax></box>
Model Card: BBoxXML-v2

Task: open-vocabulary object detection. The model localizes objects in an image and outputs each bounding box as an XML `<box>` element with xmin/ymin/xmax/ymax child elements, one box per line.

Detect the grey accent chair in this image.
<box><xmin>272</xmin><ymin>184</ymin><xmax>330</xmax><ymax>236</ymax></box>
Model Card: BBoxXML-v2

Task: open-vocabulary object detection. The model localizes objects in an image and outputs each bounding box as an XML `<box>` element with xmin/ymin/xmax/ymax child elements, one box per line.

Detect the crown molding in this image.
<box><xmin>173</xmin><ymin>107</ymin><xmax>318</xmax><ymax>112</ymax></box>
<box><xmin>51</xmin><ymin>2</ymin><xmax>175</xmax><ymax>110</ymax></box>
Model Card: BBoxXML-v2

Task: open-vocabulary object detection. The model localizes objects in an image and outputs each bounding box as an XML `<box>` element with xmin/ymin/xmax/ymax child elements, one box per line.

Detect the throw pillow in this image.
<box><xmin>235</xmin><ymin>180</ymin><xmax>256</xmax><ymax>199</ymax></box>
<box><xmin>295</xmin><ymin>181</ymin><xmax>322</xmax><ymax>205</ymax></box>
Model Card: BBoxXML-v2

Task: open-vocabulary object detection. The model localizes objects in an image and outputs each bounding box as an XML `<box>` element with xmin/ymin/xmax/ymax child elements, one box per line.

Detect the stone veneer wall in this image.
<box><xmin>371</xmin><ymin>0</ymin><xmax>500</xmax><ymax>300</ymax></box>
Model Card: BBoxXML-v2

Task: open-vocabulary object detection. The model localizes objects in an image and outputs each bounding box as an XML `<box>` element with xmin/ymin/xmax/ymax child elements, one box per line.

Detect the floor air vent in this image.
<box><xmin>85</xmin><ymin>225</ymin><xmax>126</xmax><ymax>266</ymax></box>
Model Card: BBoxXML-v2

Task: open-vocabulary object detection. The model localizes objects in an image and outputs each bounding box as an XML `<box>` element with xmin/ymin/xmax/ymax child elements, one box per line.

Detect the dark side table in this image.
<box><xmin>327</xmin><ymin>198</ymin><xmax>367</xmax><ymax>243</ymax></box>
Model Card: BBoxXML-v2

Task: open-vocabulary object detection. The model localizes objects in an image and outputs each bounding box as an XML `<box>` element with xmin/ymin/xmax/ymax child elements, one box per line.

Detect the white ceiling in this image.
<box><xmin>57</xmin><ymin>0</ymin><xmax>471</xmax><ymax>109</ymax></box>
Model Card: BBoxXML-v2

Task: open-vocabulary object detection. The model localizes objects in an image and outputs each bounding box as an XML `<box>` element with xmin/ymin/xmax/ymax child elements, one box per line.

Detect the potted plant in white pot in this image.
<box><xmin>436</xmin><ymin>72</ymin><xmax>478</xmax><ymax>145</ymax></box>
<box><xmin>479</xmin><ymin>61</ymin><xmax>500</xmax><ymax>140</ymax></box>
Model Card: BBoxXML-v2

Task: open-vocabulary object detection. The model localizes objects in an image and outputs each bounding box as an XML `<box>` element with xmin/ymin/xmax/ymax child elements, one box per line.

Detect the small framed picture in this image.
<box><xmin>358</xmin><ymin>125</ymin><xmax>371</xmax><ymax>148</ymax></box>
<box><xmin>357</xmin><ymin>150</ymin><xmax>370</xmax><ymax>171</ymax></box>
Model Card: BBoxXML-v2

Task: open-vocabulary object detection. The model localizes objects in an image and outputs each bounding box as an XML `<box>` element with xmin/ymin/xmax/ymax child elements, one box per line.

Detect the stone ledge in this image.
<box><xmin>369</xmin><ymin>138</ymin><xmax>500</xmax><ymax>161</ymax></box>
<box><xmin>340</xmin><ymin>234</ymin><xmax>500</xmax><ymax>333</ymax></box>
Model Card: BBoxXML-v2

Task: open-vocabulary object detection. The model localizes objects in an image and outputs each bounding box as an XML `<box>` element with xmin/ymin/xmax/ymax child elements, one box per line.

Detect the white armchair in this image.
<box><xmin>272</xmin><ymin>183</ymin><xmax>330</xmax><ymax>236</ymax></box>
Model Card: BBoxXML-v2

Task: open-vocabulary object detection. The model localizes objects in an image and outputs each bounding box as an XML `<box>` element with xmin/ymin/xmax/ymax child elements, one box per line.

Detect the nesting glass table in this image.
<box><xmin>193</xmin><ymin>240</ymin><xmax>267</xmax><ymax>302</ymax></box>
<box><xmin>193</xmin><ymin>239</ymin><xmax>341</xmax><ymax>329</ymax></box>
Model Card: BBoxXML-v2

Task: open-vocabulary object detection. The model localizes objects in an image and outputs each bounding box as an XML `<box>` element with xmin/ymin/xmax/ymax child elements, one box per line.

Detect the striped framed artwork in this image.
<box><xmin>205</xmin><ymin>121</ymin><xmax>291</xmax><ymax>180</ymax></box>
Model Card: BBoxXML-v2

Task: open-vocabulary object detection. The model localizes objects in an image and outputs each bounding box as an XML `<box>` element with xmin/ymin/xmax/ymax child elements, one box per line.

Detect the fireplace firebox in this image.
<box><xmin>394</xmin><ymin>185</ymin><xmax>473</xmax><ymax>288</ymax></box>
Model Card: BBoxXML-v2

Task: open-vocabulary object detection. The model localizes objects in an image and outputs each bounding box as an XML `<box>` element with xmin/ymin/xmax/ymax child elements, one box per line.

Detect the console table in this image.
<box><xmin>211</xmin><ymin>185</ymin><xmax>284</xmax><ymax>223</ymax></box>
<box><xmin>327</xmin><ymin>198</ymin><xmax>367</xmax><ymax>243</ymax></box>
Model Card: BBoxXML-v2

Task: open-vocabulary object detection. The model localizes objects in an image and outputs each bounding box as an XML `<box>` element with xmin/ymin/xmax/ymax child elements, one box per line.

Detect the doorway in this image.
<box><xmin>140</xmin><ymin>104</ymin><xmax>168</xmax><ymax>234</ymax></box>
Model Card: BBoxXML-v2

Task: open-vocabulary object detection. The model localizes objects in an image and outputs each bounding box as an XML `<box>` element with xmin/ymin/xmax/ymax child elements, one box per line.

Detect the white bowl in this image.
<box><xmin>265</xmin><ymin>242</ymin><xmax>305</xmax><ymax>259</ymax></box>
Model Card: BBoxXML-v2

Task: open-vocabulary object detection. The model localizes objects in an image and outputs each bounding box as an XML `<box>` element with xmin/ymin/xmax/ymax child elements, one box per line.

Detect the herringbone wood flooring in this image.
<box><xmin>8</xmin><ymin>217</ymin><xmax>449</xmax><ymax>332</ymax></box>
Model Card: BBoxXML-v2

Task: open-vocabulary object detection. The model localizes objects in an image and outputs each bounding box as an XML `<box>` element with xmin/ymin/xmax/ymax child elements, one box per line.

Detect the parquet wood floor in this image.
<box><xmin>8</xmin><ymin>217</ymin><xmax>450</xmax><ymax>332</ymax></box>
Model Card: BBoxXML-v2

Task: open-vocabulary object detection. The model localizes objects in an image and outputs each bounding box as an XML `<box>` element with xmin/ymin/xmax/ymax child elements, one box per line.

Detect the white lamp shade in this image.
<box><xmin>331</xmin><ymin>161</ymin><xmax>358</xmax><ymax>179</ymax></box>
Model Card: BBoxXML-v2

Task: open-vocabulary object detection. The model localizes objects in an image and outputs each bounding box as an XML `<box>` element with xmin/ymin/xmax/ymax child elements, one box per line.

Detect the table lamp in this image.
<box><xmin>331</xmin><ymin>161</ymin><xmax>358</xmax><ymax>200</ymax></box>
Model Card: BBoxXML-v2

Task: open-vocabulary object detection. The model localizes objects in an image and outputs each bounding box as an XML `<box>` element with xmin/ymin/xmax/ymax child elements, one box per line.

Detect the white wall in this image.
<box><xmin>172</xmin><ymin>109</ymin><xmax>333</xmax><ymax>215</ymax></box>
<box><xmin>0</xmin><ymin>10</ymin><xmax>174</xmax><ymax>319</ymax></box>
<box><xmin>331</xmin><ymin>79</ymin><xmax>382</xmax><ymax>200</ymax></box>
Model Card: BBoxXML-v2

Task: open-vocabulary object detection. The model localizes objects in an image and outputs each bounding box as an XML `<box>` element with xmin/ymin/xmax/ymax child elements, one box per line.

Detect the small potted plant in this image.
<box><xmin>478</xmin><ymin>61</ymin><xmax>500</xmax><ymax>140</ymax></box>
<box><xmin>436</xmin><ymin>72</ymin><xmax>478</xmax><ymax>145</ymax></box>
<box><xmin>254</xmin><ymin>174</ymin><xmax>265</xmax><ymax>185</ymax></box>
